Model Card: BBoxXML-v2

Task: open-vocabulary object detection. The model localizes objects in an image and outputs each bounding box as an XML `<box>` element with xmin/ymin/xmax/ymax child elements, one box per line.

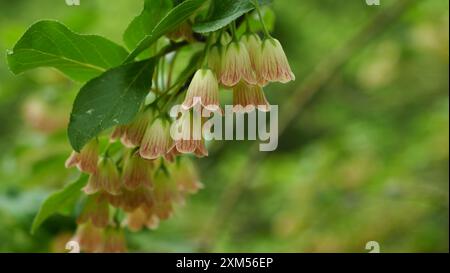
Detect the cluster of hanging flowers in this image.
<box><xmin>63</xmin><ymin>2</ymin><xmax>293</xmax><ymax>253</ymax></box>
<box><xmin>66</xmin><ymin>137</ymin><xmax>202</xmax><ymax>252</ymax></box>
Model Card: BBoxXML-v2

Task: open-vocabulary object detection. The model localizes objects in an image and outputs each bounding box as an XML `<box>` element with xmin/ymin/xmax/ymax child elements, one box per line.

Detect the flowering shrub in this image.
<box><xmin>7</xmin><ymin>0</ymin><xmax>294</xmax><ymax>252</ymax></box>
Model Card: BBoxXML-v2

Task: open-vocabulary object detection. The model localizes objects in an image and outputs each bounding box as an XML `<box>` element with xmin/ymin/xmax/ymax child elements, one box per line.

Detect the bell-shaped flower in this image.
<box><xmin>259</xmin><ymin>38</ymin><xmax>295</xmax><ymax>84</ymax></box>
<box><xmin>110</xmin><ymin>125</ymin><xmax>126</xmax><ymax>142</ymax></box>
<box><xmin>72</xmin><ymin>222</ymin><xmax>104</xmax><ymax>253</ymax></box>
<box><xmin>77</xmin><ymin>194</ymin><xmax>110</xmax><ymax>228</ymax></box>
<box><xmin>233</xmin><ymin>81</ymin><xmax>270</xmax><ymax>113</ymax></box>
<box><xmin>122</xmin><ymin>152</ymin><xmax>153</xmax><ymax>190</ymax></box>
<box><xmin>65</xmin><ymin>139</ymin><xmax>99</xmax><ymax>174</ymax></box>
<box><xmin>152</xmin><ymin>171</ymin><xmax>178</xmax><ymax>220</ymax></box>
<box><xmin>102</xmin><ymin>228</ymin><xmax>127</xmax><ymax>253</ymax></box>
<box><xmin>139</xmin><ymin>118</ymin><xmax>172</xmax><ymax>160</ymax></box>
<box><xmin>182</xmin><ymin>69</ymin><xmax>221</xmax><ymax>112</ymax></box>
<box><xmin>107</xmin><ymin>186</ymin><xmax>153</xmax><ymax>213</ymax></box>
<box><xmin>172</xmin><ymin>158</ymin><xmax>203</xmax><ymax>195</ymax></box>
<box><xmin>83</xmin><ymin>157</ymin><xmax>121</xmax><ymax>196</ymax></box>
<box><xmin>221</xmin><ymin>41</ymin><xmax>257</xmax><ymax>87</ymax></box>
<box><xmin>241</xmin><ymin>34</ymin><xmax>267</xmax><ymax>86</ymax></box>
<box><xmin>124</xmin><ymin>206</ymin><xmax>160</xmax><ymax>232</ymax></box>
<box><xmin>169</xmin><ymin>111</ymin><xmax>208</xmax><ymax>158</ymax></box>
<box><xmin>121</xmin><ymin>111</ymin><xmax>151</xmax><ymax>148</ymax></box>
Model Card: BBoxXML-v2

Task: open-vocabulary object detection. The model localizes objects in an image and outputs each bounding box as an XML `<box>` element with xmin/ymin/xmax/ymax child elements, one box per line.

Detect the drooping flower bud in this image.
<box><xmin>241</xmin><ymin>34</ymin><xmax>266</xmax><ymax>86</ymax></box>
<box><xmin>110</xmin><ymin>125</ymin><xmax>126</xmax><ymax>142</ymax></box>
<box><xmin>72</xmin><ymin>222</ymin><xmax>103</xmax><ymax>253</ymax></box>
<box><xmin>259</xmin><ymin>38</ymin><xmax>295</xmax><ymax>84</ymax></box>
<box><xmin>65</xmin><ymin>139</ymin><xmax>99</xmax><ymax>174</ymax></box>
<box><xmin>124</xmin><ymin>207</ymin><xmax>148</xmax><ymax>232</ymax></box>
<box><xmin>139</xmin><ymin>118</ymin><xmax>172</xmax><ymax>160</ymax></box>
<box><xmin>77</xmin><ymin>194</ymin><xmax>110</xmax><ymax>228</ymax></box>
<box><xmin>169</xmin><ymin>112</ymin><xmax>208</xmax><ymax>158</ymax></box>
<box><xmin>221</xmin><ymin>41</ymin><xmax>257</xmax><ymax>87</ymax></box>
<box><xmin>122</xmin><ymin>152</ymin><xmax>153</xmax><ymax>190</ymax></box>
<box><xmin>124</xmin><ymin>206</ymin><xmax>160</xmax><ymax>232</ymax></box>
<box><xmin>102</xmin><ymin>228</ymin><xmax>127</xmax><ymax>253</ymax></box>
<box><xmin>172</xmin><ymin>158</ymin><xmax>203</xmax><ymax>195</ymax></box>
<box><xmin>182</xmin><ymin>69</ymin><xmax>221</xmax><ymax>112</ymax></box>
<box><xmin>121</xmin><ymin>111</ymin><xmax>151</xmax><ymax>148</ymax></box>
<box><xmin>83</xmin><ymin>157</ymin><xmax>121</xmax><ymax>196</ymax></box>
<box><xmin>233</xmin><ymin>81</ymin><xmax>270</xmax><ymax>113</ymax></box>
<box><xmin>242</xmin><ymin>34</ymin><xmax>262</xmax><ymax>70</ymax></box>
<box><xmin>107</xmin><ymin>186</ymin><xmax>154</xmax><ymax>213</ymax></box>
<box><xmin>207</xmin><ymin>45</ymin><xmax>223</xmax><ymax>76</ymax></box>
<box><xmin>152</xmin><ymin>171</ymin><xmax>178</xmax><ymax>220</ymax></box>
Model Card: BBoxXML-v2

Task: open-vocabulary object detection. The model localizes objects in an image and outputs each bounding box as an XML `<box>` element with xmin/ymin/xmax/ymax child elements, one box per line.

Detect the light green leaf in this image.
<box><xmin>31</xmin><ymin>175</ymin><xmax>88</xmax><ymax>234</ymax></box>
<box><xmin>68</xmin><ymin>58</ymin><xmax>156</xmax><ymax>152</ymax></box>
<box><xmin>193</xmin><ymin>0</ymin><xmax>271</xmax><ymax>33</ymax></box>
<box><xmin>123</xmin><ymin>0</ymin><xmax>173</xmax><ymax>50</ymax></box>
<box><xmin>125</xmin><ymin>0</ymin><xmax>207</xmax><ymax>62</ymax></box>
<box><xmin>7</xmin><ymin>20</ymin><xmax>128</xmax><ymax>82</ymax></box>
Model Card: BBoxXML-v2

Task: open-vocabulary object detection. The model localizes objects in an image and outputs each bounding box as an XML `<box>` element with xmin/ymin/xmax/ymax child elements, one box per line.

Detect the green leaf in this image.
<box><xmin>31</xmin><ymin>175</ymin><xmax>88</xmax><ymax>234</ymax></box>
<box><xmin>125</xmin><ymin>0</ymin><xmax>207</xmax><ymax>63</ymax></box>
<box><xmin>123</xmin><ymin>0</ymin><xmax>173</xmax><ymax>50</ymax></box>
<box><xmin>193</xmin><ymin>0</ymin><xmax>271</xmax><ymax>33</ymax></box>
<box><xmin>68</xmin><ymin>58</ymin><xmax>156</xmax><ymax>152</ymax></box>
<box><xmin>7</xmin><ymin>20</ymin><xmax>129</xmax><ymax>82</ymax></box>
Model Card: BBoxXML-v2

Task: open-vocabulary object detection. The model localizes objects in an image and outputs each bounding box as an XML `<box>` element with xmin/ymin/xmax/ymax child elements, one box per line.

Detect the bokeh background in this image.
<box><xmin>0</xmin><ymin>0</ymin><xmax>448</xmax><ymax>252</ymax></box>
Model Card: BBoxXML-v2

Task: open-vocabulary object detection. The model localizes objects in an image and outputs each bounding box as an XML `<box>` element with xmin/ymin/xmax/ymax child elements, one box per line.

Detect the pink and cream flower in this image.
<box><xmin>233</xmin><ymin>81</ymin><xmax>270</xmax><ymax>113</ymax></box>
<box><xmin>107</xmin><ymin>186</ymin><xmax>153</xmax><ymax>213</ymax></box>
<box><xmin>102</xmin><ymin>228</ymin><xmax>127</xmax><ymax>253</ymax></box>
<box><xmin>120</xmin><ymin>111</ymin><xmax>151</xmax><ymax>148</ymax></box>
<box><xmin>171</xmin><ymin>158</ymin><xmax>203</xmax><ymax>195</ymax></box>
<box><xmin>139</xmin><ymin>118</ymin><xmax>172</xmax><ymax>160</ymax></box>
<box><xmin>259</xmin><ymin>38</ymin><xmax>295</xmax><ymax>84</ymax></box>
<box><xmin>77</xmin><ymin>194</ymin><xmax>110</xmax><ymax>228</ymax></box>
<box><xmin>83</xmin><ymin>157</ymin><xmax>122</xmax><ymax>196</ymax></box>
<box><xmin>241</xmin><ymin>34</ymin><xmax>267</xmax><ymax>86</ymax></box>
<box><xmin>72</xmin><ymin>222</ymin><xmax>104</xmax><ymax>253</ymax></box>
<box><xmin>65</xmin><ymin>139</ymin><xmax>99</xmax><ymax>174</ymax></box>
<box><xmin>182</xmin><ymin>69</ymin><xmax>221</xmax><ymax>112</ymax></box>
<box><xmin>169</xmin><ymin>112</ymin><xmax>208</xmax><ymax>158</ymax></box>
<box><xmin>122</xmin><ymin>152</ymin><xmax>153</xmax><ymax>190</ymax></box>
<box><xmin>124</xmin><ymin>206</ymin><xmax>160</xmax><ymax>232</ymax></box>
<box><xmin>221</xmin><ymin>41</ymin><xmax>257</xmax><ymax>87</ymax></box>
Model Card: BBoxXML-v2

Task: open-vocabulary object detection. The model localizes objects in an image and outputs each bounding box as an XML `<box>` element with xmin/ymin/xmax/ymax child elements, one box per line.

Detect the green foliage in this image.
<box><xmin>7</xmin><ymin>20</ymin><xmax>128</xmax><ymax>82</ymax></box>
<box><xmin>193</xmin><ymin>0</ymin><xmax>271</xmax><ymax>33</ymax></box>
<box><xmin>68</xmin><ymin>58</ymin><xmax>156</xmax><ymax>152</ymax></box>
<box><xmin>123</xmin><ymin>0</ymin><xmax>173</xmax><ymax>50</ymax></box>
<box><xmin>31</xmin><ymin>175</ymin><xmax>88</xmax><ymax>234</ymax></box>
<box><xmin>125</xmin><ymin>0</ymin><xmax>207</xmax><ymax>62</ymax></box>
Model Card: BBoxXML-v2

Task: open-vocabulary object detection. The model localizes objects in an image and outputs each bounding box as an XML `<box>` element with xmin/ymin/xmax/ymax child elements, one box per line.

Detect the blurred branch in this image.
<box><xmin>197</xmin><ymin>0</ymin><xmax>418</xmax><ymax>252</ymax></box>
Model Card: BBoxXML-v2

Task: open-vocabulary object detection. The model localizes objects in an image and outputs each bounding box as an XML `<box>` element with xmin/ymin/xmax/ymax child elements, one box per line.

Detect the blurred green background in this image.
<box><xmin>0</xmin><ymin>0</ymin><xmax>448</xmax><ymax>252</ymax></box>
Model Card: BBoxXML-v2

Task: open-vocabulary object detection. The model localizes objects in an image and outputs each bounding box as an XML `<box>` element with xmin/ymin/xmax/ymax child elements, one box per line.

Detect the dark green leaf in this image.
<box><xmin>31</xmin><ymin>175</ymin><xmax>88</xmax><ymax>234</ymax></box>
<box><xmin>68</xmin><ymin>58</ymin><xmax>156</xmax><ymax>152</ymax></box>
<box><xmin>193</xmin><ymin>0</ymin><xmax>271</xmax><ymax>33</ymax></box>
<box><xmin>123</xmin><ymin>0</ymin><xmax>173</xmax><ymax>50</ymax></box>
<box><xmin>7</xmin><ymin>20</ymin><xmax>129</xmax><ymax>82</ymax></box>
<box><xmin>125</xmin><ymin>0</ymin><xmax>207</xmax><ymax>63</ymax></box>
